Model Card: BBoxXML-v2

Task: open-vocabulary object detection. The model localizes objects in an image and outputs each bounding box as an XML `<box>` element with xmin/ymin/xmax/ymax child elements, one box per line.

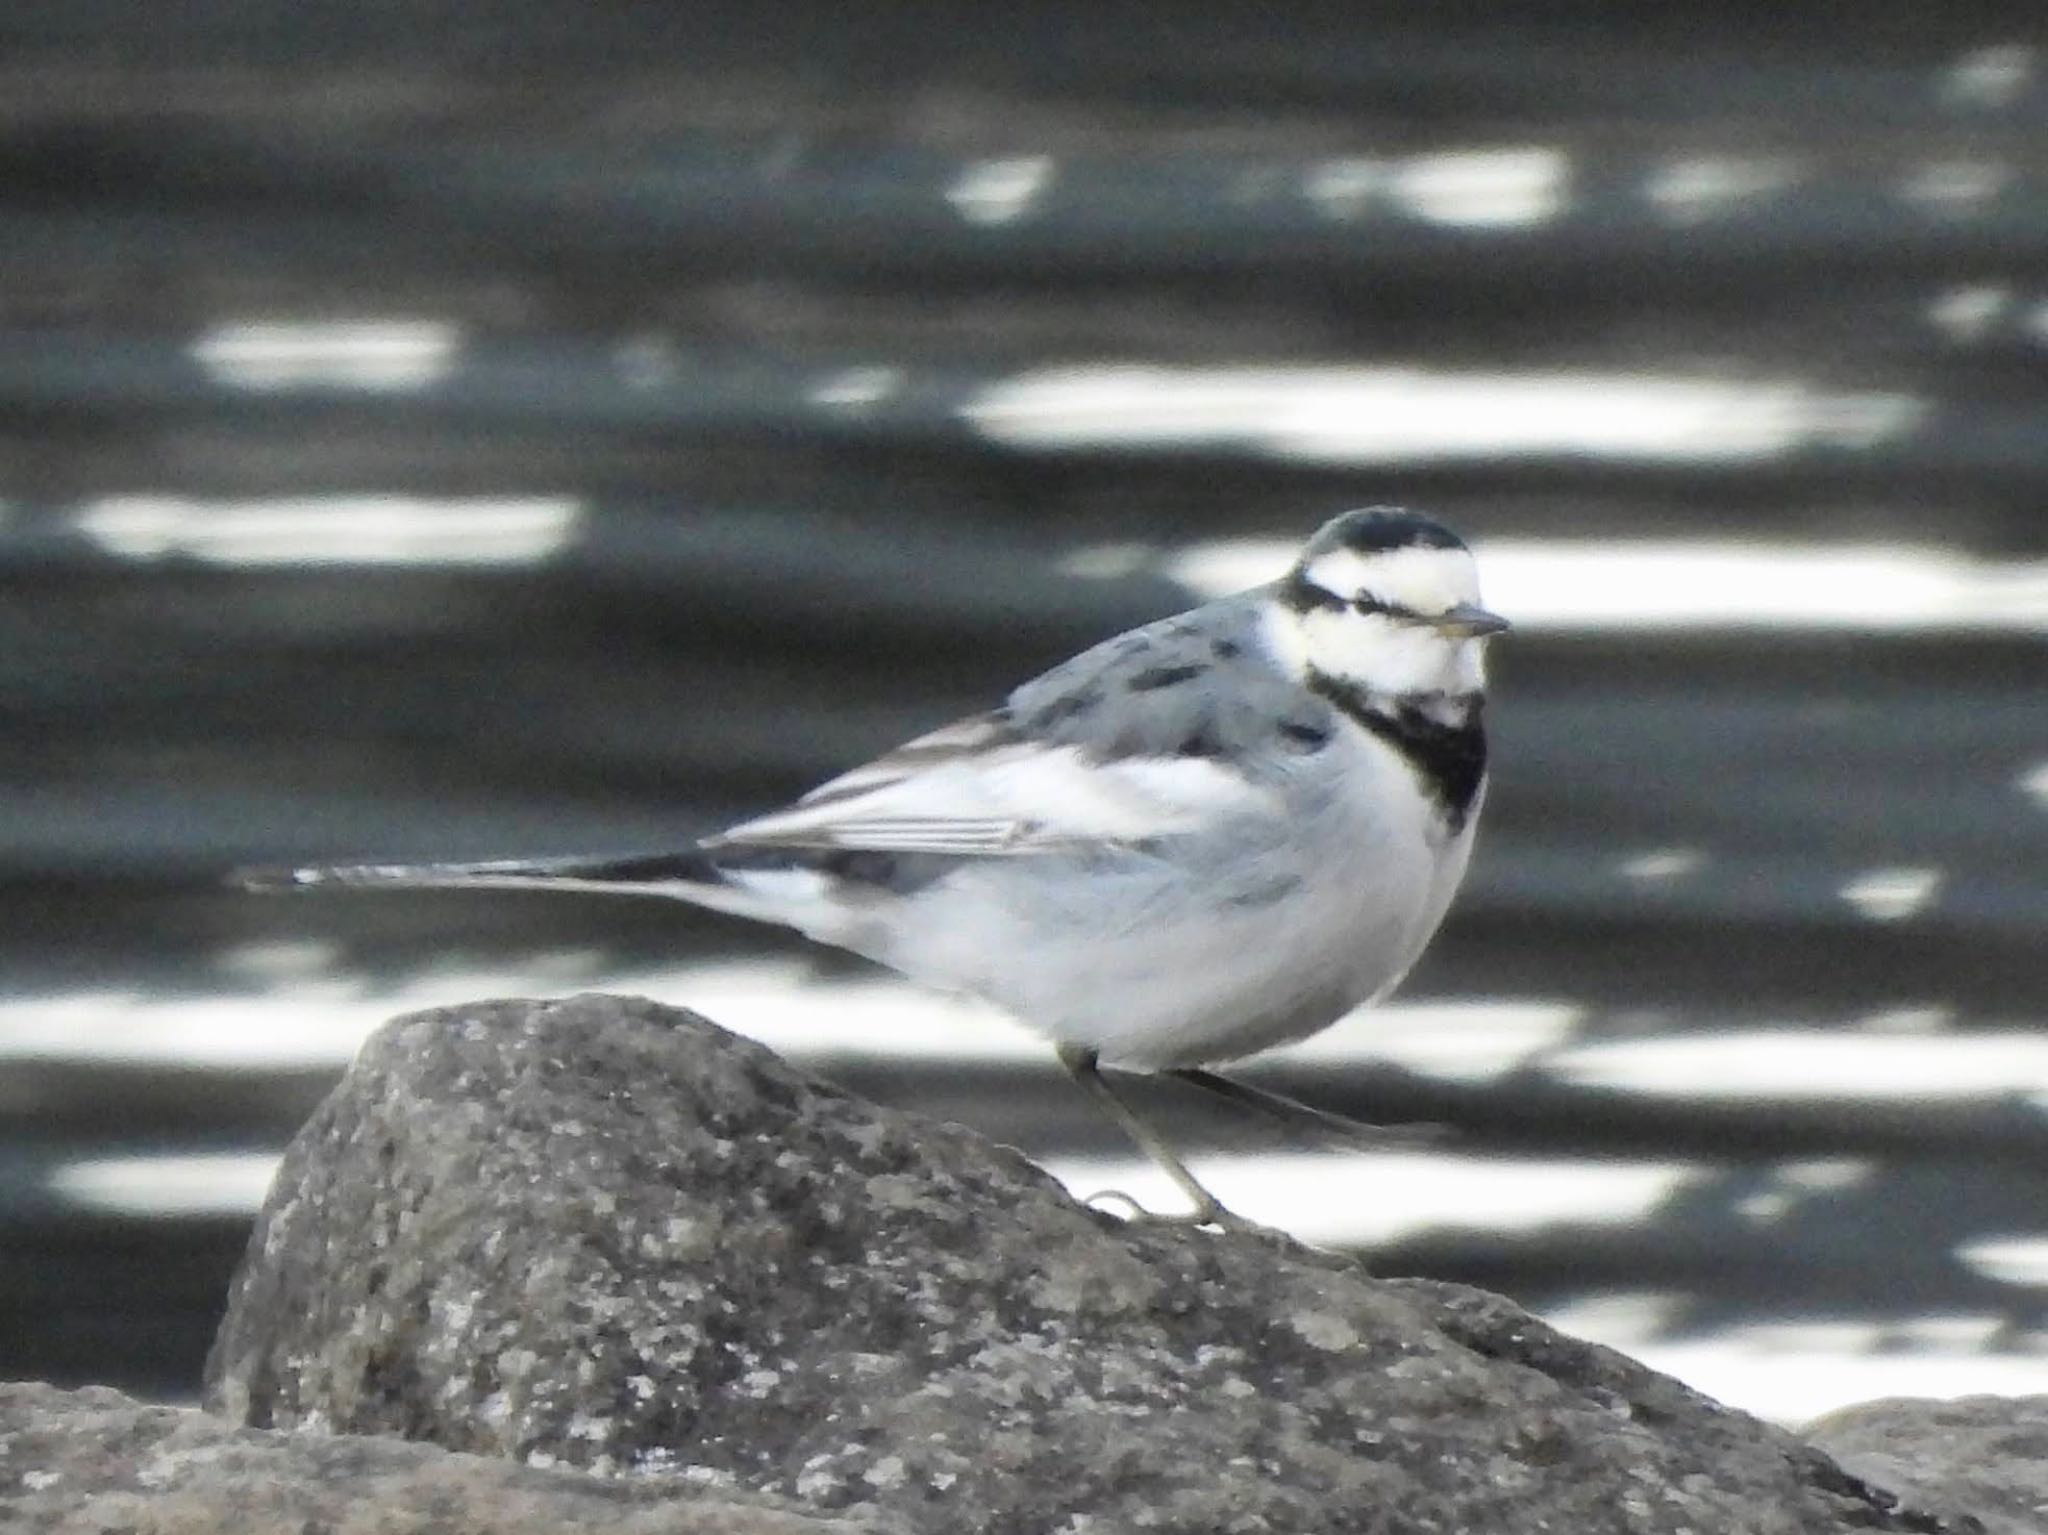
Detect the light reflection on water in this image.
<box><xmin>1551</xmin><ymin>1029</ymin><xmax>2048</xmax><ymax>1100</ymax></box>
<box><xmin>1169</xmin><ymin>537</ymin><xmax>2048</xmax><ymax>634</ymax></box>
<box><xmin>74</xmin><ymin>495</ymin><xmax>583</xmax><ymax>568</ymax></box>
<box><xmin>1542</xmin><ymin>1302</ymin><xmax>2048</xmax><ymax>1427</ymax></box>
<box><xmin>12</xmin><ymin>962</ymin><xmax>2041</xmax><ymax>1110</ymax></box>
<box><xmin>0</xmin><ymin>964</ymin><xmax>1574</xmax><ymax>1075</ymax></box>
<box><xmin>962</xmin><ymin>367</ymin><xmax>1924</xmax><ymax>466</ymax></box>
<box><xmin>192</xmin><ymin>319</ymin><xmax>461</xmax><ymax>392</ymax></box>
<box><xmin>54</xmin><ymin>486</ymin><xmax>2048</xmax><ymax>641</ymax></box>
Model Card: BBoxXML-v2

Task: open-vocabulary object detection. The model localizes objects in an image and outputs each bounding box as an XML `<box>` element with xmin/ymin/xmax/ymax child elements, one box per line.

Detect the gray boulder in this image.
<box><xmin>1807</xmin><ymin>1395</ymin><xmax>2047</xmax><ymax>1535</ymax></box>
<box><xmin>205</xmin><ymin>993</ymin><xmax>1959</xmax><ymax>1534</ymax></box>
<box><xmin>0</xmin><ymin>1380</ymin><xmax>893</xmax><ymax>1534</ymax></box>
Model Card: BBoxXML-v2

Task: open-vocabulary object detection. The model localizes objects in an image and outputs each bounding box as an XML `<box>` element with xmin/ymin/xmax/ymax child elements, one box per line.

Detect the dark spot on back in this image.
<box><xmin>815</xmin><ymin>848</ymin><xmax>949</xmax><ymax>897</ymax></box>
<box><xmin>1278</xmin><ymin>719</ymin><xmax>1330</xmax><ymax>752</ymax></box>
<box><xmin>1178</xmin><ymin>724</ymin><xmax>1225</xmax><ymax>757</ymax></box>
<box><xmin>820</xmin><ymin>849</ymin><xmax>897</xmax><ymax>884</ymax></box>
<box><xmin>1126</xmin><ymin>662</ymin><xmax>1207</xmax><ymax>692</ymax></box>
<box><xmin>1029</xmin><ymin>688</ymin><xmax>1101</xmax><ymax>730</ymax></box>
<box><xmin>713</xmin><ymin>845</ymin><xmax>950</xmax><ymax>898</ymax></box>
<box><xmin>1210</xmin><ymin>638</ymin><xmax>1243</xmax><ymax>660</ymax></box>
<box><xmin>1225</xmin><ymin>871</ymin><xmax>1304</xmax><ymax>909</ymax></box>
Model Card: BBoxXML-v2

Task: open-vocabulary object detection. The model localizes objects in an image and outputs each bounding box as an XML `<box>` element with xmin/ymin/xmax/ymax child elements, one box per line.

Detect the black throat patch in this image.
<box><xmin>1306</xmin><ymin>670</ymin><xmax>1488</xmax><ymax>832</ymax></box>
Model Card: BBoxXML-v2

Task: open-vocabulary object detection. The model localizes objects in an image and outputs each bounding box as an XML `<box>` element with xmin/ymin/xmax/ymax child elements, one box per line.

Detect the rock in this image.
<box><xmin>1806</xmin><ymin>1395</ymin><xmax>2047</xmax><ymax>1535</ymax></box>
<box><xmin>0</xmin><ymin>1380</ymin><xmax>894</xmax><ymax>1534</ymax></box>
<box><xmin>206</xmin><ymin>993</ymin><xmax>1962</xmax><ymax>1534</ymax></box>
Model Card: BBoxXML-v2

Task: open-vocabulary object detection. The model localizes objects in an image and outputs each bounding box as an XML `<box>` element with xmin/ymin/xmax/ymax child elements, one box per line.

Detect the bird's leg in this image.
<box><xmin>1166</xmin><ymin>1067</ymin><xmax>1445</xmax><ymax>1151</ymax></box>
<box><xmin>1056</xmin><ymin>1043</ymin><xmax>1253</xmax><ymax>1230</ymax></box>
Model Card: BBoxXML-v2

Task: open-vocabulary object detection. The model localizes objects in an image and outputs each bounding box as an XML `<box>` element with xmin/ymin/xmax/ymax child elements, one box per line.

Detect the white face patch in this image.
<box><xmin>1277</xmin><ymin>543</ymin><xmax>1493</xmax><ymax>696</ymax></box>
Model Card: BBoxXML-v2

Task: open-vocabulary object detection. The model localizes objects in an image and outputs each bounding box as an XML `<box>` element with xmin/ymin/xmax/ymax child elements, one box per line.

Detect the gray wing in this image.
<box><xmin>709</xmin><ymin>590</ymin><xmax>1335</xmax><ymax>857</ymax></box>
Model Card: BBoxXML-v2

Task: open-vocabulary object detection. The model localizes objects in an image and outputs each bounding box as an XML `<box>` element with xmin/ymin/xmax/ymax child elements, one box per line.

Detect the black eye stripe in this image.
<box><xmin>1282</xmin><ymin>572</ymin><xmax>1431</xmax><ymax>623</ymax></box>
<box><xmin>1351</xmin><ymin>595</ymin><xmax>1425</xmax><ymax>622</ymax></box>
<box><xmin>1279</xmin><ymin>572</ymin><xmax>1347</xmax><ymax>614</ymax></box>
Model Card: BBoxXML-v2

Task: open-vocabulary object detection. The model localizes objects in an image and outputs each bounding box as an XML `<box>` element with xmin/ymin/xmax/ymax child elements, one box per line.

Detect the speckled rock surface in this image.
<box><xmin>1806</xmin><ymin>1395</ymin><xmax>2047</xmax><ymax>1535</ymax></box>
<box><xmin>206</xmin><ymin>993</ymin><xmax>1959</xmax><ymax>1535</ymax></box>
<box><xmin>0</xmin><ymin>1381</ymin><xmax>893</xmax><ymax>1534</ymax></box>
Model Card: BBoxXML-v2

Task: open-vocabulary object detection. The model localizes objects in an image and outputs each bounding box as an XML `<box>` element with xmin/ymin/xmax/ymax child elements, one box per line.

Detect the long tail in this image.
<box><xmin>229</xmin><ymin>849</ymin><xmax>784</xmax><ymax>925</ymax></box>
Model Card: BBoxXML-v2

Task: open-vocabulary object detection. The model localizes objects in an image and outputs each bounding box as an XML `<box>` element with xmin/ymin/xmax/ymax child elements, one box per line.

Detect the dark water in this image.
<box><xmin>1</xmin><ymin>6</ymin><xmax>2044</xmax><ymax>1417</ymax></box>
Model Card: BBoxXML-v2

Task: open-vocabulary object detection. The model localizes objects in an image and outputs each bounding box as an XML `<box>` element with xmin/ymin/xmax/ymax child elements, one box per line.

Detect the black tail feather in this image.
<box><xmin>227</xmin><ymin>848</ymin><xmax>725</xmax><ymax>895</ymax></box>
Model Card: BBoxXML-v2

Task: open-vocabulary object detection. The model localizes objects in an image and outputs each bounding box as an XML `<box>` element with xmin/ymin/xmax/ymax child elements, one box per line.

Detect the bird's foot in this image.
<box><xmin>1080</xmin><ymin>1186</ymin><xmax>1270</xmax><ymax>1235</ymax></box>
<box><xmin>1167</xmin><ymin>1068</ymin><xmax>1449</xmax><ymax>1152</ymax></box>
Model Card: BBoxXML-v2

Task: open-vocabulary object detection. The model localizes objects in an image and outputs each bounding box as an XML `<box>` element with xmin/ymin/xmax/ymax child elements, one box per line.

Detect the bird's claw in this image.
<box><xmin>1081</xmin><ymin>1186</ymin><xmax>1266</xmax><ymax>1234</ymax></box>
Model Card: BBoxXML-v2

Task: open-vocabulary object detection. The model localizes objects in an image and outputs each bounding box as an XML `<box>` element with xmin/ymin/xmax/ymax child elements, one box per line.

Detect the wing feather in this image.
<box><xmin>707</xmin><ymin>718</ymin><xmax>1272</xmax><ymax>857</ymax></box>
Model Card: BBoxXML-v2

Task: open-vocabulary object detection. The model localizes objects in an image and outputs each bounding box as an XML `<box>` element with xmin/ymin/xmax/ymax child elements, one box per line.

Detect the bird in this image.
<box><xmin>241</xmin><ymin>507</ymin><xmax>1508</xmax><ymax>1228</ymax></box>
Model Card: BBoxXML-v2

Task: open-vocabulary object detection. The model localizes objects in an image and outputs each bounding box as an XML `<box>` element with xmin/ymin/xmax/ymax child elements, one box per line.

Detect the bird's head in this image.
<box><xmin>1269</xmin><ymin>507</ymin><xmax>1508</xmax><ymax>697</ymax></box>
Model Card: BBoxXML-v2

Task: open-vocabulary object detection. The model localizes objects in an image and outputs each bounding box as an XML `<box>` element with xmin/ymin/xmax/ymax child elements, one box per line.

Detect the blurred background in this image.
<box><xmin>2</xmin><ymin>4</ymin><xmax>2044</xmax><ymax>1423</ymax></box>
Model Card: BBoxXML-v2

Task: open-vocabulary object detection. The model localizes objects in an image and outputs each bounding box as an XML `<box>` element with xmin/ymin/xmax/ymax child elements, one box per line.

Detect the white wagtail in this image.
<box><xmin>244</xmin><ymin>507</ymin><xmax>1507</xmax><ymax>1228</ymax></box>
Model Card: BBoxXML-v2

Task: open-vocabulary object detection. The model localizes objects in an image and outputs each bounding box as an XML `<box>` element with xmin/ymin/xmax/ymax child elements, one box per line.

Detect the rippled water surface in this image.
<box><xmin>2</xmin><ymin>8</ymin><xmax>2043</xmax><ymax>1418</ymax></box>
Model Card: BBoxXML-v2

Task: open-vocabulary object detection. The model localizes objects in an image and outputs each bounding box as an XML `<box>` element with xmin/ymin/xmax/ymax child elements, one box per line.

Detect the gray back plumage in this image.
<box><xmin>1005</xmin><ymin>591</ymin><xmax>1333</xmax><ymax>773</ymax></box>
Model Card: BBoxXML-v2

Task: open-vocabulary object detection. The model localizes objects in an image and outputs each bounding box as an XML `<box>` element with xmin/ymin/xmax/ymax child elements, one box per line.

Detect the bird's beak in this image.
<box><xmin>1431</xmin><ymin>603</ymin><xmax>1511</xmax><ymax>638</ymax></box>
